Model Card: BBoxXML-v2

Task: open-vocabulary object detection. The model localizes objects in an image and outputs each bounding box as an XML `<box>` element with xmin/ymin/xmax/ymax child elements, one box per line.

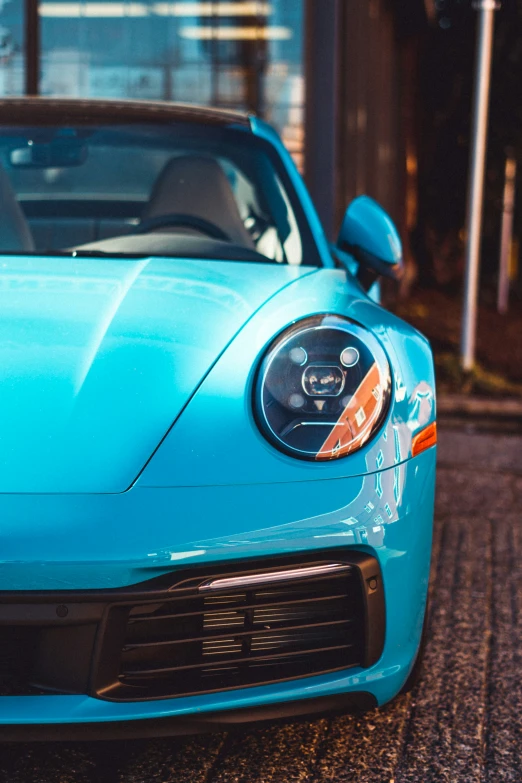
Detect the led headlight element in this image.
<box><xmin>302</xmin><ymin>364</ymin><xmax>345</xmax><ymax>397</ymax></box>
<box><xmin>255</xmin><ymin>315</ymin><xmax>391</xmax><ymax>461</ymax></box>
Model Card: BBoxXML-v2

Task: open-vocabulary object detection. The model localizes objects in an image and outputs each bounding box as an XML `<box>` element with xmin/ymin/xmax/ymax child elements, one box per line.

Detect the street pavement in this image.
<box><xmin>1</xmin><ymin>422</ymin><xmax>522</xmax><ymax>782</ymax></box>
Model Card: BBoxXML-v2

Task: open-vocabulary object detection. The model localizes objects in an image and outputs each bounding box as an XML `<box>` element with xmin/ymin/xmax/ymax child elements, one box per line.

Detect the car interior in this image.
<box><xmin>0</xmin><ymin>125</ymin><xmax>308</xmax><ymax>265</ymax></box>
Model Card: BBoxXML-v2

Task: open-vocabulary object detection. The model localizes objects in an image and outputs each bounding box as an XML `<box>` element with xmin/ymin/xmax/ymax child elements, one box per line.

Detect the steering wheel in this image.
<box><xmin>135</xmin><ymin>213</ymin><xmax>230</xmax><ymax>242</ymax></box>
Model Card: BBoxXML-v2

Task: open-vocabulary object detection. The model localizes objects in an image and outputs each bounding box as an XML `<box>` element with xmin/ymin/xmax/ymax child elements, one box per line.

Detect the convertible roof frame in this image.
<box><xmin>0</xmin><ymin>98</ymin><xmax>252</xmax><ymax>129</ymax></box>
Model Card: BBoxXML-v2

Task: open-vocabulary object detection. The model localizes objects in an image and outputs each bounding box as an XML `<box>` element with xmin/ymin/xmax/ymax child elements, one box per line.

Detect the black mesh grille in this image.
<box><xmin>0</xmin><ymin>550</ymin><xmax>383</xmax><ymax>701</ymax></box>
<box><xmin>104</xmin><ymin>563</ymin><xmax>366</xmax><ymax>701</ymax></box>
<box><xmin>0</xmin><ymin>627</ymin><xmax>43</xmax><ymax>695</ymax></box>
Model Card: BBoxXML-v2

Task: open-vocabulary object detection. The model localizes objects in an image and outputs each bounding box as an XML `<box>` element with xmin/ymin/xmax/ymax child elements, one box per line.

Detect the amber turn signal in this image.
<box><xmin>411</xmin><ymin>421</ymin><xmax>437</xmax><ymax>457</ymax></box>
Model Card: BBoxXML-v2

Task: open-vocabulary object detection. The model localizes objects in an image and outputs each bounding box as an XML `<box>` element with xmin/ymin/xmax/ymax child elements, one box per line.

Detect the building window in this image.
<box><xmin>0</xmin><ymin>0</ymin><xmax>25</xmax><ymax>96</ymax></box>
<box><xmin>37</xmin><ymin>1</ymin><xmax>304</xmax><ymax>163</ymax></box>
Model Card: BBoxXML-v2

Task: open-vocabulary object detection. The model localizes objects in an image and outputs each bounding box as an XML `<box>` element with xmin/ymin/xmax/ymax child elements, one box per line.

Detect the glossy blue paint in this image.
<box><xmin>0</xmin><ymin>255</ymin><xmax>312</xmax><ymax>492</ymax></box>
<box><xmin>0</xmin><ymin>447</ymin><xmax>435</xmax><ymax>721</ymax></box>
<box><xmin>0</xmin><ymin>110</ymin><xmax>436</xmax><ymax>728</ymax></box>
<box><xmin>338</xmin><ymin>195</ymin><xmax>403</xmax><ymax>265</ymax></box>
<box><xmin>0</xmin><ymin>443</ymin><xmax>433</xmax><ymax>589</ymax></box>
<box><xmin>140</xmin><ymin>268</ymin><xmax>435</xmax><ymax>487</ymax></box>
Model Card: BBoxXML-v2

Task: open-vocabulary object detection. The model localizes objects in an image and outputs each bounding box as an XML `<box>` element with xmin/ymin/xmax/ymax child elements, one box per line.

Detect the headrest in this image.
<box><xmin>142</xmin><ymin>155</ymin><xmax>254</xmax><ymax>248</ymax></box>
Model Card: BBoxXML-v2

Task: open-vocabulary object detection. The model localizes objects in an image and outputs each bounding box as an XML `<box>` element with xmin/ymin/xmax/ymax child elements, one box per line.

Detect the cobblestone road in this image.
<box><xmin>1</xmin><ymin>423</ymin><xmax>521</xmax><ymax>783</ymax></box>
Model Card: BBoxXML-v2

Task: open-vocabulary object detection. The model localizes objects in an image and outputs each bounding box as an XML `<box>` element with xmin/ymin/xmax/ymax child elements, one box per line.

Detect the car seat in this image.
<box><xmin>141</xmin><ymin>154</ymin><xmax>255</xmax><ymax>248</ymax></box>
<box><xmin>0</xmin><ymin>164</ymin><xmax>35</xmax><ymax>252</ymax></box>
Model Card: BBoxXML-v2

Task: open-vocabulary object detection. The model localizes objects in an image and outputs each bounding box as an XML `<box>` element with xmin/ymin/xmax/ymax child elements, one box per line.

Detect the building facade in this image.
<box><xmin>0</xmin><ymin>0</ymin><xmax>430</xmax><ymax>243</ymax></box>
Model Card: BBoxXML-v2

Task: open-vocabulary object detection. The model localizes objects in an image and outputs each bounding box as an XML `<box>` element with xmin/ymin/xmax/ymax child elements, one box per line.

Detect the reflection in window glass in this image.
<box><xmin>0</xmin><ymin>121</ymin><xmax>310</xmax><ymax>264</ymax></box>
<box><xmin>0</xmin><ymin>0</ymin><xmax>24</xmax><ymax>96</ymax></box>
<box><xmin>38</xmin><ymin>1</ymin><xmax>304</xmax><ymax>165</ymax></box>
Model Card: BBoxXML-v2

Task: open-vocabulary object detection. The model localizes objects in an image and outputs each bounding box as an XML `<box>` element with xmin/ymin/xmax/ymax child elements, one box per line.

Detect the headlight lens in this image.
<box><xmin>255</xmin><ymin>315</ymin><xmax>391</xmax><ymax>461</ymax></box>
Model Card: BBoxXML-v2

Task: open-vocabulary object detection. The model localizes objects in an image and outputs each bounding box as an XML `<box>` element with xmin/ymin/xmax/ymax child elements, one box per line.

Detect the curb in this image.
<box><xmin>438</xmin><ymin>394</ymin><xmax>522</xmax><ymax>418</ymax></box>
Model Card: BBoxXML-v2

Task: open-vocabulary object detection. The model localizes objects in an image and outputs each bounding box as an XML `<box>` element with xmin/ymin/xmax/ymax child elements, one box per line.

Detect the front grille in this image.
<box><xmin>0</xmin><ymin>550</ymin><xmax>384</xmax><ymax>701</ymax></box>
<box><xmin>94</xmin><ymin>553</ymin><xmax>379</xmax><ymax>702</ymax></box>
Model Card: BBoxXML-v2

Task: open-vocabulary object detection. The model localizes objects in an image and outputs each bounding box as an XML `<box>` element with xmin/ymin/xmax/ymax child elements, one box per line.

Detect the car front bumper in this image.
<box><xmin>0</xmin><ymin>447</ymin><xmax>435</xmax><ymax>733</ymax></box>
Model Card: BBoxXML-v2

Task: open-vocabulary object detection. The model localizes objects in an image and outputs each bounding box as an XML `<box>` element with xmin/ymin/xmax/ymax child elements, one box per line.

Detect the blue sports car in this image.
<box><xmin>0</xmin><ymin>98</ymin><xmax>436</xmax><ymax>739</ymax></box>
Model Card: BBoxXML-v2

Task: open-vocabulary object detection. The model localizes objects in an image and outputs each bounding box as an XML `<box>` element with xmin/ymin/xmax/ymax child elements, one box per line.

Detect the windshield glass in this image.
<box><xmin>0</xmin><ymin>122</ymin><xmax>319</xmax><ymax>265</ymax></box>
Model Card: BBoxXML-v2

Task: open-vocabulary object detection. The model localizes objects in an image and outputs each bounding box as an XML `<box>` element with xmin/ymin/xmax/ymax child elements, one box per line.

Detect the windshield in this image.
<box><xmin>0</xmin><ymin>122</ymin><xmax>319</xmax><ymax>265</ymax></box>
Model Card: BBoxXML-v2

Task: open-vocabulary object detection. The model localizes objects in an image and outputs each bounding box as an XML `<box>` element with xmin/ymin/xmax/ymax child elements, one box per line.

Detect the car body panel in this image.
<box><xmin>0</xmin><ymin>447</ymin><xmax>434</xmax><ymax>722</ymax></box>
<box><xmin>139</xmin><ymin>268</ymin><xmax>436</xmax><ymax>487</ymax></box>
<box><xmin>0</xmin><ymin>255</ymin><xmax>312</xmax><ymax>493</ymax></box>
<box><xmin>0</xmin><ymin>443</ymin><xmax>432</xmax><ymax>590</ymax></box>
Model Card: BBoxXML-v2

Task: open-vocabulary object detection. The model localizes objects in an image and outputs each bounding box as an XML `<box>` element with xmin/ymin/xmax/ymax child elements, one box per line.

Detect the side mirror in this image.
<box><xmin>336</xmin><ymin>195</ymin><xmax>403</xmax><ymax>289</ymax></box>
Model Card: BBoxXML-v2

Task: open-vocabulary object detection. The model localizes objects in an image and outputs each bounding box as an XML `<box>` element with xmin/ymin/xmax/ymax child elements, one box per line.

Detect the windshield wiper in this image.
<box><xmin>65</xmin><ymin>250</ymin><xmax>149</xmax><ymax>259</ymax></box>
<box><xmin>0</xmin><ymin>249</ymin><xmax>276</xmax><ymax>264</ymax></box>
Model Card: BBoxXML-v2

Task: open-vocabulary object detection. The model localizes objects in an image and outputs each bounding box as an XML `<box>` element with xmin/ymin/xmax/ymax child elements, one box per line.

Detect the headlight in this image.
<box><xmin>255</xmin><ymin>315</ymin><xmax>391</xmax><ymax>461</ymax></box>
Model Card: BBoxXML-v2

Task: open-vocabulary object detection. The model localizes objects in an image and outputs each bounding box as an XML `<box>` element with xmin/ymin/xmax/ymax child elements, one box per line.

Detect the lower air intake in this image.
<box><xmin>94</xmin><ymin>552</ymin><xmax>382</xmax><ymax>702</ymax></box>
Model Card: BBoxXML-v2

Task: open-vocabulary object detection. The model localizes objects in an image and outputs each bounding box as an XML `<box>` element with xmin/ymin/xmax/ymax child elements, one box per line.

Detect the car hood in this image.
<box><xmin>0</xmin><ymin>255</ymin><xmax>314</xmax><ymax>493</ymax></box>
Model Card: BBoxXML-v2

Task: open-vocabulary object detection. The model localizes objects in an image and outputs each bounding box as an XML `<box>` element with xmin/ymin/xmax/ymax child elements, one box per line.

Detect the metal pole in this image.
<box><xmin>460</xmin><ymin>0</ymin><xmax>499</xmax><ymax>371</ymax></box>
<box><xmin>497</xmin><ymin>153</ymin><xmax>516</xmax><ymax>314</ymax></box>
